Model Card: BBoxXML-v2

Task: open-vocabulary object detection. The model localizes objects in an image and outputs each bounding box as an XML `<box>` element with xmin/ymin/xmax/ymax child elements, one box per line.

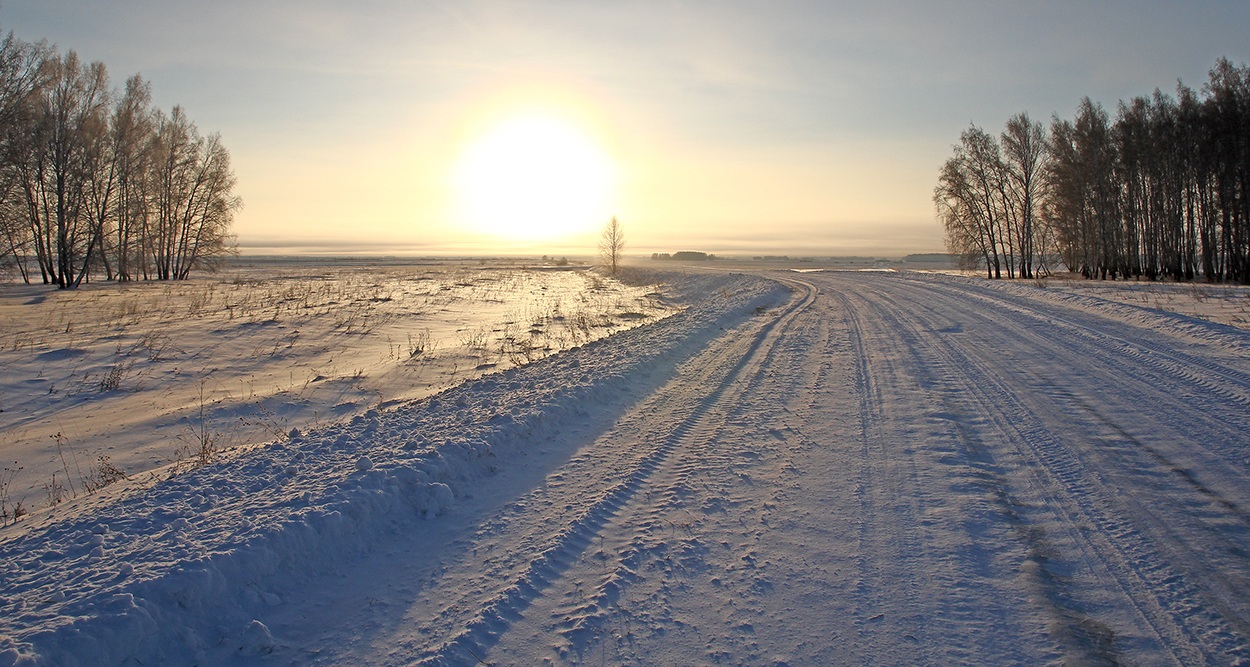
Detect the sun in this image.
<box><xmin>453</xmin><ymin>111</ymin><xmax>616</xmax><ymax>243</ymax></box>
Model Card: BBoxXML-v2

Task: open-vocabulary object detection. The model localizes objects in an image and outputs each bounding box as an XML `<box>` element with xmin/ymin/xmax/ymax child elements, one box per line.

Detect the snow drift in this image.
<box><xmin>0</xmin><ymin>271</ymin><xmax>789</xmax><ymax>666</ymax></box>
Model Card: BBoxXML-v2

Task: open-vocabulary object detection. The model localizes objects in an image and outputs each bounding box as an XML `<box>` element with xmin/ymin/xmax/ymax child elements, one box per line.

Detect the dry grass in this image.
<box><xmin>0</xmin><ymin>260</ymin><xmax>677</xmax><ymax>516</ymax></box>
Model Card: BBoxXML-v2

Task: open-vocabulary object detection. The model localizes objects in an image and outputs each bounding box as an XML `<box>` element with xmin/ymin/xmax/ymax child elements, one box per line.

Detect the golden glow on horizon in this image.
<box><xmin>452</xmin><ymin>110</ymin><xmax>617</xmax><ymax>243</ymax></box>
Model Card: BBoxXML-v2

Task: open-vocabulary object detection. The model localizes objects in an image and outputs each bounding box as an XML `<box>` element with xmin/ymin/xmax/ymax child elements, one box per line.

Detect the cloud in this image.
<box><xmin>7</xmin><ymin>1</ymin><xmax>1250</xmax><ymax>257</ymax></box>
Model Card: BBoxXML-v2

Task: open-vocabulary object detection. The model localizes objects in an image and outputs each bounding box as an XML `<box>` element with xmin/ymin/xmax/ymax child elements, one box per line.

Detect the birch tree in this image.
<box><xmin>0</xmin><ymin>32</ymin><xmax>238</xmax><ymax>285</ymax></box>
<box><xmin>1001</xmin><ymin>113</ymin><xmax>1047</xmax><ymax>279</ymax></box>
<box><xmin>599</xmin><ymin>216</ymin><xmax>625</xmax><ymax>275</ymax></box>
<box><xmin>0</xmin><ymin>29</ymin><xmax>49</xmax><ymax>282</ymax></box>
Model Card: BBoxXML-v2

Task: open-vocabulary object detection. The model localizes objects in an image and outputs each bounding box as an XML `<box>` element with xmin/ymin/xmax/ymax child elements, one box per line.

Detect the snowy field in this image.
<box><xmin>2</xmin><ymin>265</ymin><xmax>1250</xmax><ymax>665</ymax></box>
<box><xmin>0</xmin><ymin>259</ymin><xmax>675</xmax><ymax>526</ymax></box>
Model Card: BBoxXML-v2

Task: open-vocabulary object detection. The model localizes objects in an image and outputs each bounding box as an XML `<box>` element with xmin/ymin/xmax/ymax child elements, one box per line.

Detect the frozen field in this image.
<box><xmin>0</xmin><ymin>259</ymin><xmax>674</xmax><ymax>522</ymax></box>
<box><xmin>2</xmin><ymin>266</ymin><xmax>1250</xmax><ymax>665</ymax></box>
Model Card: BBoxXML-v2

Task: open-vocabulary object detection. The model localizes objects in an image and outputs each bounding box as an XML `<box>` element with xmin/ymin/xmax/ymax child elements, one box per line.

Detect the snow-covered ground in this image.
<box><xmin>3</xmin><ymin>267</ymin><xmax>1250</xmax><ymax>665</ymax></box>
<box><xmin>0</xmin><ymin>260</ymin><xmax>675</xmax><ymax>524</ymax></box>
<box><xmin>1005</xmin><ymin>272</ymin><xmax>1250</xmax><ymax>331</ymax></box>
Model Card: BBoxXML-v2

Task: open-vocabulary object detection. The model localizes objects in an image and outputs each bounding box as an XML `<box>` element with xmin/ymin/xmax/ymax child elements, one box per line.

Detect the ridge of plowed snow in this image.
<box><xmin>0</xmin><ymin>272</ymin><xmax>790</xmax><ymax>667</ymax></box>
<box><xmin>908</xmin><ymin>270</ymin><xmax>1250</xmax><ymax>352</ymax></box>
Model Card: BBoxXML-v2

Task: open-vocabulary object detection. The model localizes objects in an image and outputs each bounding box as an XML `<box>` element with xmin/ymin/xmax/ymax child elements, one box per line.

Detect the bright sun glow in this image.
<box><xmin>453</xmin><ymin>112</ymin><xmax>616</xmax><ymax>243</ymax></box>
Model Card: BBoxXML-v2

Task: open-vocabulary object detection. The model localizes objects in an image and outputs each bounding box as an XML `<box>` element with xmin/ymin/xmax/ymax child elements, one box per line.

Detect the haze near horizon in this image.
<box><xmin>4</xmin><ymin>1</ymin><xmax>1249</xmax><ymax>257</ymax></box>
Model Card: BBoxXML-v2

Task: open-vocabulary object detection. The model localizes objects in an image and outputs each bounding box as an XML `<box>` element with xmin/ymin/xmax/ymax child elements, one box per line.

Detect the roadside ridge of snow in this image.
<box><xmin>0</xmin><ymin>271</ymin><xmax>790</xmax><ymax>667</ymax></box>
<box><xmin>904</xmin><ymin>270</ymin><xmax>1250</xmax><ymax>352</ymax></box>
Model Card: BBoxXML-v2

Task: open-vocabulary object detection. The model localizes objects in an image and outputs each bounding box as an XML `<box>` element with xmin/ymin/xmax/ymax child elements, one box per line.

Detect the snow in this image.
<box><xmin>0</xmin><ymin>260</ymin><xmax>676</xmax><ymax>522</ymax></box>
<box><xmin>3</xmin><ymin>266</ymin><xmax>1250</xmax><ymax>666</ymax></box>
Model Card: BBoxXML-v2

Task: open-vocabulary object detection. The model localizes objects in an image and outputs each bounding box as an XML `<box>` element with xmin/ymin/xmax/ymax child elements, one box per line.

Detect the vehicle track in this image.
<box><xmin>922</xmin><ymin>275</ymin><xmax>1250</xmax><ymax>441</ymax></box>
<box><xmin>242</xmin><ymin>269</ymin><xmax>1250</xmax><ymax>666</ymax></box>
<box><xmin>395</xmin><ymin>279</ymin><xmax>819</xmax><ymax>665</ymax></box>
<box><xmin>833</xmin><ymin>275</ymin><xmax>1063</xmax><ymax>664</ymax></box>
<box><xmin>831</xmin><ymin>271</ymin><xmax>1250</xmax><ymax>664</ymax></box>
<box><xmin>891</xmin><ymin>276</ymin><xmax>1250</xmax><ymax>613</ymax></box>
<box><xmin>481</xmin><ymin>275</ymin><xmax>875</xmax><ymax>665</ymax></box>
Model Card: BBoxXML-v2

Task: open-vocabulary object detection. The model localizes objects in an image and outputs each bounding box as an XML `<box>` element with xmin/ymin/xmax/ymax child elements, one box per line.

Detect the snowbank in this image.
<box><xmin>0</xmin><ymin>270</ymin><xmax>789</xmax><ymax>666</ymax></box>
<box><xmin>902</xmin><ymin>270</ymin><xmax>1250</xmax><ymax>352</ymax></box>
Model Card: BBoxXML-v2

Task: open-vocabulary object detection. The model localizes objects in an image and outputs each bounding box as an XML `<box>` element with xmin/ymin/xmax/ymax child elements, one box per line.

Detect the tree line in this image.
<box><xmin>651</xmin><ymin>251</ymin><xmax>718</xmax><ymax>261</ymax></box>
<box><xmin>0</xmin><ymin>27</ymin><xmax>239</xmax><ymax>287</ymax></box>
<box><xmin>936</xmin><ymin>57</ymin><xmax>1250</xmax><ymax>283</ymax></box>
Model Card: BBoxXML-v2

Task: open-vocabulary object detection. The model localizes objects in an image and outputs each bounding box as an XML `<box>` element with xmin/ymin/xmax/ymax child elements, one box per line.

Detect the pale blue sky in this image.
<box><xmin>4</xmin><ymin>2</ymin><xmax>1249</xmax><ymax>256</ymax></box>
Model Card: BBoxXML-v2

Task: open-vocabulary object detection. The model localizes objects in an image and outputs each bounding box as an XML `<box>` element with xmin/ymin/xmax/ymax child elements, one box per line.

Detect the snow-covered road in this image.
<box><xmin>4</xmin><ymin>269</ymin><xmax>1250</xmax><ymax>665</ymax></box>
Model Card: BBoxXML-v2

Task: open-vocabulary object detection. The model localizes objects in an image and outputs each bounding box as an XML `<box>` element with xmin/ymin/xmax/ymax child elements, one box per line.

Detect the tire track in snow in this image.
<box><xmin>18</xmin><ymin>269</ymin><xmax>1248</xmax><ymax>665</ymax></box>
<box><xmin>853</xmin><ymin>272</ymin><xmax>1250</xmax><ymax>664</ymax></box>
<box><xmin>405</xmin><ymin>279</ymin><xmax>817</xmax><ymax>665</ymax></box>
<box><xmin>896</xmin><ymin>276</ymin><xmax>1250</xmax><ymax>642</ymax></box>
<box><xmin>833</xmin><ymin>275</ymin><xmax>1059</xmax><ymax>664</ymax></box>
<box><xmin>954</xmin><ymin>277</ymin><xmax>1250</xmax><ymax>482</ymax></box>
<box><xmin>911</xmin><ymin>277</ymin><xmax>1250</xmax><ymax>543</ymax></box>
<box><xmin>846</xmin><ymin>277</ymin><xmax>1148</xmax><ymax>663</ymax></box>
<box><xmin>917</xmin><ymin>275</ymin><xmax>1250</xmax><ymax>454</ymax></box>
<box><xmin>507</xmin><ymin>278</ymin><xmax>826</xmax><ymax>662</ymax></box>
<box><xmin>1048</xmin><ymin>389</ymin><xmax>1250</xmax><ymax>636</ymax></box>
<box><xmin>0</xmin><ymin>272</ymin><xmax>792</xmax><ymax>667</ymax></box>
<box><xmin>839</xmin><ymin>283</ymin><xmax>934</xmax><ymax>656</ymax></box>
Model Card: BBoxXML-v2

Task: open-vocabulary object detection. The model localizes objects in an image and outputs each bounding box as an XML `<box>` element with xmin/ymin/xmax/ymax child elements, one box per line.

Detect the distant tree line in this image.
<box><xmin>651</xmin><ymin>251</ymin><xmax>717</xmax><ymax>261</ymax></box>
<box><xmin>936</xmin><ymin>57</ymin><xmax>1250</xmax><ymax>283</ymax></box>
<box><xmin>0</xmin><ymin>28</ymin><xmax>240</xmax><ymax>287</ymax></box>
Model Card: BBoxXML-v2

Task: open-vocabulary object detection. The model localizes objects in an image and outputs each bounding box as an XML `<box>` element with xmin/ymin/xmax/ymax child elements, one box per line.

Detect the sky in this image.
<box><xmin>3</xmin><ymin>1</ymin><xmax>1250</xmax><ymax>257</ymax></box>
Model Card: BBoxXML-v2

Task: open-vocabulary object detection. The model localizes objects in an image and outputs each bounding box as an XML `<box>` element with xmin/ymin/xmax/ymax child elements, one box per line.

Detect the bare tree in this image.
<box><xmin>934</xmin><ymin>126</ymin><xmax>1008</xmax><ymax>278</ymax></box>
<box><xmin>13</xmin><ymin>50</ymin><xmax>113</xmax><ymax>287</ymax></box>
<box><xmin>0</xmin><ymin>26</ymin><xmax>238</xmax><ymax>285</ymax></box>
<box><xmin>940</xmin><ymin>56</ymin><xmax>1250</xmax><ymax>284</ymax></box>
<box><xmin>935</xmin><ymin>151</ymin><xmax>995</xmax><ymax>277</ymax></box>
<box><xmin>101</xmin><ymin>74</ymin><xmax>153</xmax><ymax>281</ymax></box>
<box><xmin>148</xmin><ymin>107</ymin><xmax>239</xmax><ymax>280</ymax></box>
<box><xmin>1048</xmin><ymin>99</ymin><xmax>1123</xmax><ymax>279</ymax></box>
<box><xmin>935</xmin><ymin>118</ymin><xmax>1052</xmax><ymax>279</ymax></box>
<box><xmin>1001</xmin><ymin>112</ymin><xmax>1048</xmax><ymax>278</ymax></box>
<box><xmin>599</xmin><ymin>216</ymin><xmax>625</xmax><ymax>275</ymax></box>
<box><xmin>0</xmin><ymin>29</ymin><xmax>47</xmax><ymax>129</ymax></box>
<box><xmin>0</xmin><ymin>30</ymin><xmax>50</xmax><ymax>282</ymax></box>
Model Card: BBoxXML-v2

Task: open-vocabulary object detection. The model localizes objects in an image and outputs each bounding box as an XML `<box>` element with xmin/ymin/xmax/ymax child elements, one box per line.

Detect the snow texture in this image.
<box><xmin>4</xmin><ymin>267</ymin><xmax>1250</xmax><ymax>666</ymax></box>
<box><xmin>0</xmin><ymin>270</ymin><xmax>784</xmax><ymax>666</ymax></box>
<box><xmin>0</xmin><ymin>262</ymin><xmax>675</xmax><ymax>508</ymax></box>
